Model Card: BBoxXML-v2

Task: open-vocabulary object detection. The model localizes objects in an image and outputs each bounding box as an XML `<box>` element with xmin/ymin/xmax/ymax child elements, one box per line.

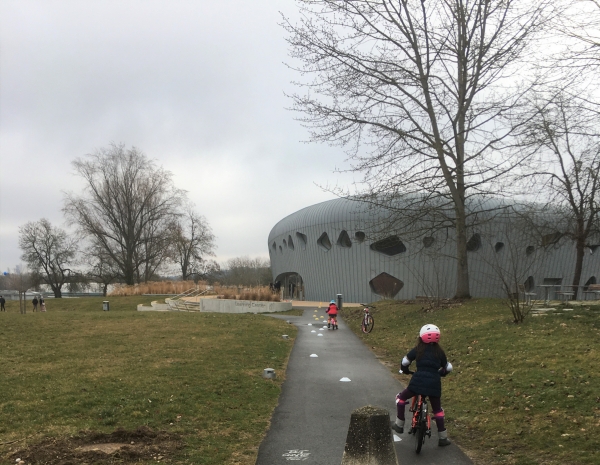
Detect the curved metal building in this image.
<box><xmin>267</xmin><ymin>198</ymin><xmax>600</xmax><ymax>303</ymax></box>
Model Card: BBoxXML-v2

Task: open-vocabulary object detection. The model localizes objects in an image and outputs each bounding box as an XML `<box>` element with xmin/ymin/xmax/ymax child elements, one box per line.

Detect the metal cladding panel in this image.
<box><xmin>268</xmin><ymin>198</ymin><xmax>600</xmax><ymax>302</ymax></box>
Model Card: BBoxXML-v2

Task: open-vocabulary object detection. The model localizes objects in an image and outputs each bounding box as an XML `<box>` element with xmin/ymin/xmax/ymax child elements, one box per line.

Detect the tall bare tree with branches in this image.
<box><xmin>171</xmin><ymin>205</ymin><xmax>216</xmax><ymax>281</ymax></box>
<box><xmin>64</xmin><ymin>143</ymin><xmax>185</xmax><ymax>285</ymax></box>
<box><xmin>18</xmin><ymin>219</ymin><xmax>78</xmax><ymax>298</ymax></box>
<box><xmin>283</xmin><ymin>0</ymin><xmax>557</xmax><ymax>298</ymax></box>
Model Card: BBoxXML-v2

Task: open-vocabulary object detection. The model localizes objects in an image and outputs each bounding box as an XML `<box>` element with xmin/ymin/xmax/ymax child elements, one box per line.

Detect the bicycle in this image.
<box><xmin>328</xmin><ymin>313</ymin><xmax>338</xmax><ymax>330</ymax></box>
<box><xmin>359</xmin><ymin>304</ymin><xmax>374</xmax><ymax>333</ymax></box>
<box><xmin>408</xmin><ymin>391</ymin><xmax>431</xmax><ymax>453</ymax></box>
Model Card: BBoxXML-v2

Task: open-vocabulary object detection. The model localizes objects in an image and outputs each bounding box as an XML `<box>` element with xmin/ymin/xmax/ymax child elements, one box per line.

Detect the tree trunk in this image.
<box><xmin>572</xmin><ymin>238</ymin><xmax>586</xmax><ymax>299</ymax></box>
<box><xmin>454</xmin><ymin>210</ymin><xmax>471</xmax><ymax>299</ymax></box>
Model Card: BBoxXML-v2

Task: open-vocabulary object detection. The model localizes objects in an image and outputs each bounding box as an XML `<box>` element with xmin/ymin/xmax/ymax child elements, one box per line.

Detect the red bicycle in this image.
<box><xmin>327</xmin><ymin>313</ymin><xmax>338</xmax><ymax>330</ymax></box>
<box><xmin>408</xmin><ymin>392</ymin><xmax>431</xmax><ymax>453</ymax></box>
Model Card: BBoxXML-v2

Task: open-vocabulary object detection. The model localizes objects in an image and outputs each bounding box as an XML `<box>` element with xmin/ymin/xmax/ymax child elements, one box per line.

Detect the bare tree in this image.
<box><xmin>223</xmin><ymin>256</ymin><xmax>271</xmax><ymax>287</ymax></box>
<box><xmin>194</xmin><ymin>259</ymin><xmax>222</xmax><ymax>285</ymax></box>
<box><xmin>171</xmin><ymin>205</ymin><xmax>216</xmax><ymax>281</ymax></box>
<box><xmin>519</xmin><ymin>93</ymin><xmax>600</xmax><ymax>298</ymax></box>
<box><xmin>64</xmin><ymin>143</ymin><xmax>185</xmax><ymax>285</ymax></box>
<box><xmin>283</xmin><ymin>0</ymin><xmax>557</xmax><ymax>298</ymax></box>
<box><xmin>83</xmin><ymin>241</ymin><xmax>121</xmax><ymax>296</ymax></box>
<box><xmin>18</xmin><ymin>219</ymin><xmax>78</xmax><ymax>298</ymax></box>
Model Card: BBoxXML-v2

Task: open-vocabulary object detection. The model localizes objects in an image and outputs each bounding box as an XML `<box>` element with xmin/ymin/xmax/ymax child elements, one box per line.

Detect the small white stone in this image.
<box><xmin>340</xmin><ymin>377</ymin><xmax>351</xmax><ymax>382</ymax></box>
<box><xmin>317</xmin><ymin>333</ymin><xmax>323</xmax><ymax>336</ymax></box>
<box><xmin>310</xmin><ymin>354</ymin><xmax>318</xmax><ymax>357</ymax></box>
<box><xmin>393</xmin><ymin>435</ymin><xmax>402</xmax><ymax>442</ymax></box>
<box><xmin>311</xmin><ymin>330</ymin><xmax>316</xmax><ymax>333</ymax></box>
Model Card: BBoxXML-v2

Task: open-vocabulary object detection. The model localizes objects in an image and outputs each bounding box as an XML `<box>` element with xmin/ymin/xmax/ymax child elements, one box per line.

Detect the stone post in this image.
<box><xmin>341</xmin><ymin>406</ymin><xmax>398</xmax><ymax>465</ymax></box>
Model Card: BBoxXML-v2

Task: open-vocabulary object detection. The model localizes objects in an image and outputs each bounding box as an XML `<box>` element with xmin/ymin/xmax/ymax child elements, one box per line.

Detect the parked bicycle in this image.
<box><xmin>359</xmin><ymin>304</ymin><xmax>374</xmax><ymax>333</ymax></box>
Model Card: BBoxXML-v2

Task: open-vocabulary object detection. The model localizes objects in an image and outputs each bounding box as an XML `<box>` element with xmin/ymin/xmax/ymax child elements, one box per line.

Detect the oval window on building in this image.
<box><xmin>466</xmin><ymin>233</ymin><xmax>481</xmax><ymax>252</ymax></box>
<box><xmin>370</xmin><ymin>235</ymin><xmax>406</xmax><ymax>256</ymax></box>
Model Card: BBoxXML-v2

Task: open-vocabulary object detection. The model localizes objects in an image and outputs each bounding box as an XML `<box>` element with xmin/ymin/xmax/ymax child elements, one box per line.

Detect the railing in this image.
<box><xmin>165</xmin><ymin>287</ymin><xmax>210</xmax><ymax>312</ymax></box>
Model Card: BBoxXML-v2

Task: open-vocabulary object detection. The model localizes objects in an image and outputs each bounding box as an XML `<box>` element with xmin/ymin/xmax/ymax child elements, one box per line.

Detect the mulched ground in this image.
<box><xmin>7</xmin><ymin>426</ymin><xmax>184</xmax><ymax>465</ymax></box>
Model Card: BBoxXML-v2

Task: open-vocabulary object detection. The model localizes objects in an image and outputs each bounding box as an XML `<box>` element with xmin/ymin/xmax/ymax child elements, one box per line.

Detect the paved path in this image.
<box><xmin>256</xmin><ymin>308</ymin><xmax>474</xmax><ymax>465</ymax></box>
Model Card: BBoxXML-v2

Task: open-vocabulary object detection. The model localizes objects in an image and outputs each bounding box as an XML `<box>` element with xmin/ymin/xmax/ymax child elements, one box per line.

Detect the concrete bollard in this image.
<box><xmin>341</xmin><ymin>406</ymin><xmax>398</xmax><ymax>465</ymax></box>
<box><xmin>263</xmin><ymin>368</ymin><xmax>276</xmax><ymax>379</ymax></box>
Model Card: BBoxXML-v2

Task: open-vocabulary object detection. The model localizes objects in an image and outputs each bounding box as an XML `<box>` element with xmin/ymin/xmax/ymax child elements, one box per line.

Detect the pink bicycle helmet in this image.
<box><xmin>420</xmin><ymin>324</ymin><xmax>441</xmax><ymax>343</ymax></box>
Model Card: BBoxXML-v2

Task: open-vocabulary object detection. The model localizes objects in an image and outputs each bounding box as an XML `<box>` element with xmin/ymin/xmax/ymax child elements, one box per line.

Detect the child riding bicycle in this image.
<box><xmin>393</xmin><ymin>324</ymin><xmax>453</xmax><ymax>447</ymax></box>
<box><xmin>326</xmin><ymin>300</ymin><xmax>338</xmax><ymax>329</ymax></box>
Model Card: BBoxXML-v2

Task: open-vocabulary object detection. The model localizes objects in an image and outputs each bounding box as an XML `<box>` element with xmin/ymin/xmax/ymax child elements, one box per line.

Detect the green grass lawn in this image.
<box><xmin>342</xmin><ymin>299</ymin><xmax>600</xmax><ymax>465</ymax></box>
<box><xmin>0</xmin><ymin>296</ymin><xmax>297</xmax><ymax>465</ymax></box>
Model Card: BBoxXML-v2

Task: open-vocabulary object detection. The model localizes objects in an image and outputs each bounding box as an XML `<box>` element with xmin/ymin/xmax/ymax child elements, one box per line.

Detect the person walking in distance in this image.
<box><xmin>32</xmin><ymin>296</ymin><xmax>39</xmax><ymax>312</ymax></box>
<box><xmin>393</xmin><ymin>324</ymin><xmax>453</xmax><ymax>447</ymax></box>
<box><xmin>0</xmin><ymin>296</ymin><xmax>6</xmax><ymax>311</ymax></box>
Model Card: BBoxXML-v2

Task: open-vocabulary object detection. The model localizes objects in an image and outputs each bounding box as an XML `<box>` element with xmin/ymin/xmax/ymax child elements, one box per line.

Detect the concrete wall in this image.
<box><xmin>199</xmin><ymin>298</ymin><xmax>292</xmax><ymax>313</ymax></box>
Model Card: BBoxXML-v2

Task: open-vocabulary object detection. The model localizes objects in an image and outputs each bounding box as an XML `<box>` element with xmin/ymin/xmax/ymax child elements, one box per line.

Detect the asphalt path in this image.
<box><xmin>255</xmin><ymin>308</ymin><xmax>474</xmax><ymax>465</ymax></box>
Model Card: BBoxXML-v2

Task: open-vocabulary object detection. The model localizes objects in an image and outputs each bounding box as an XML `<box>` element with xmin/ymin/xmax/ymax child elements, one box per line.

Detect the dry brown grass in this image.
<box><xmin>110</xmin><ymin>280</ymin><xmax>204</xmax><ymax>296</ymax></box>
<box><xmin>215</xmin><ymin>286</ymin><xmax>280</xmax><ymax>302</ymax></box>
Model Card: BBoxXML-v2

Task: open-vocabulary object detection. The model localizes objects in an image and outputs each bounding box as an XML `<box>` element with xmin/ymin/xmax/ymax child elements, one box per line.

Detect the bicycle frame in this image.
<box><xmin>409</xmin><ymin>396</ymin><xmax>431</xmax><ymax>432</ymax></box>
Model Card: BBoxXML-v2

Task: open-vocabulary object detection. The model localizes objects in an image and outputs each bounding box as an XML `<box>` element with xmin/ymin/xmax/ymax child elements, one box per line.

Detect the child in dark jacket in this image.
<box><xmin>393</xmin><ymin>324</ymin><xmax>453</xmax><ymax>447</ymax></box>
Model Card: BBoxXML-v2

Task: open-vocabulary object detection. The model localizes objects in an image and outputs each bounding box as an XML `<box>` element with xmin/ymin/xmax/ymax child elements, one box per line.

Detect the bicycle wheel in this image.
<box><xmin>361</xmin><ymin>314</ymin><xmax>374</xmax><ymax>333</ymax></box>
<box><xmin>414</xmin><ymin>414</ymin><xmax>426</xmax><ymax>454</ymax></box>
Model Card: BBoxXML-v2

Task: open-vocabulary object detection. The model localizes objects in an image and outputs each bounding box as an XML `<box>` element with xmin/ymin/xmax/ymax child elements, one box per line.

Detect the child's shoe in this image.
<box><xmin>391</xmin><ymin>419</ymin><xmax>404</xmax><ymax>434</ymax></box>
<box><xmin>438</xmin><ymin>430</ymin><xmax>451</xmax><ymax>446</ymax></box>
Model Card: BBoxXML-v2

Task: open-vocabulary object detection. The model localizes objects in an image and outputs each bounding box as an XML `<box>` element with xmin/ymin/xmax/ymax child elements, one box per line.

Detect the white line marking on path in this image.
<box><xmin>340</xmin><ymin>377</ymin><xmax>351</xmax><ymax>382</ymax></box>
<box><xmin>282</xmin><ymin>449</ymin><xmax>310</xmax><ymax>461</ymax></box>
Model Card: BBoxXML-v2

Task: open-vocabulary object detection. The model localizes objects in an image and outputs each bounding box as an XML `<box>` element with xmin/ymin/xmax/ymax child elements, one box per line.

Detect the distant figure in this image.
<box><xmin>32</xmin><ymin>296</ymin><xmax>39</xmax><ymax>312</ymax></box>
<box><xmin>0</xmin><ymin>295</ymin><xmax>5</xmax><ymax>311</ymax></box>
<box><xmin>40</xmin><ymin>299</ymin><xmax>46</xmax><ymax>312</ymax></box>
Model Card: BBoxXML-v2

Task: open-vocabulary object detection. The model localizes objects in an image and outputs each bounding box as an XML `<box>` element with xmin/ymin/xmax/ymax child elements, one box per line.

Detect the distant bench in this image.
<box><xmin>583</xmin><ymin>284</ymin><xmax>600</xmax><ymax>300</ymax></box>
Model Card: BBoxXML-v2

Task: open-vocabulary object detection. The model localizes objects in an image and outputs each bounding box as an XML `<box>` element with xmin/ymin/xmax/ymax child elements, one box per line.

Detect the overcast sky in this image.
<box><xmin>0</xmin><ymin>0</ymin><xmax>357</xmax><ymax>272</ymax></box>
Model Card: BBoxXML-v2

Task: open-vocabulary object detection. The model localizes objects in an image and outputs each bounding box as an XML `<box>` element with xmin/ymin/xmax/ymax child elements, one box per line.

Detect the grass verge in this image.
<box><xmin>0</xmin><ymin>296</ymin><xmax>297</xmax><ymax>464</ymax></box>
<box><xmin>342</xmin><ymin>299</ymin><xmax>600</xmax><ymax>465</ymax></box>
